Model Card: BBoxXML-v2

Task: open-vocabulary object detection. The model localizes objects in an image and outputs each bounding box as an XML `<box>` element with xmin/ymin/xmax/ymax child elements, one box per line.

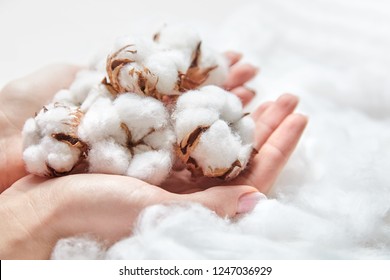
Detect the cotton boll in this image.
<box><xmin>68</xmin><ymin>70</ymin><xmax>105</xmax><ymax>105</ymax></box>
<box><xmin>23</xmin><ymin>136</ymin><xmax>81</xmax><ymax>176</ymax></box>
<box><xmin>45</xmin><ymin>137</ymin><xmax>81</xmax><ymax>173</ymax></box>
<box><xmin>114</xmin><ymin>93</ymin><xmax>169</xmax><ymax>142</ymax></box>
<box><xmin>144</xmin><ymin>51</ymin><xmax>184</xmax><ymax>94</ymax></box>
<box><xmin>126</xmin><ymin>150</ymin><xmax>173</xmax><ymax>185</ymax></box>
<box><xmin>191</xmin><ymin>120</ymin><xmax>242</xmax><ymax>176</ymax></box>
<box><xmin>88</xmin><ymin>139</ymin><xmax>131</xmax><ymax>175</ymax></box>
<box><xmin>232</xmin><ymin>115</ymin><xmax>255</xmax><ymax>145</ymax></box>
<box><xmin>199</xmin><ymin>47</ymin><xmax>229</xmax><ymax>87</ymax></box>
<box><xmin>78</xmin><ymin>97</ymin><xmax>126</xmax><ymax>145</ymax></box>
<box><xmin>23</xmin><ymin>145</ymin><xmax>51</xmax><ymax>175</ymax></box>
<box><xmin>80</xmin><ymin>85</ymin><xmax>113</xmax><ymax>112</ymax></box>
<box><xmin>221</xmin><ymin>91</ymin><xmax>245</xmax><ymax>123</ymax></box>
<box><xmin>195</xmin><ymin>85</ymin><xmax>243</xmax><ymax>123</ymax></box>
<box><xmin>143</xmin><ymin>128</ymin><xmax>176</xmax><ymax>151</ymax></box>
<box><xmin>35</xmin><ymin>103</ymin><xmax>81</xmax><ymax>136</ymax></box>
<box><xmin>238</xmin><ymin>144</ymin><xmax>254</xmax><ymax>166</ymax></box>
<box><xmin>22</xmin><ymin>118</ymin><xmax>40</xmax><ymax>148</ymax></box>
<box><xmin>53</xmin><ymin>89</ymin><xmax>74</xmax><ymax>104</ymax></box>
<box><xmin>117</xmin><ymin>63</ymin><xmax>149</xmax><ymax>95</ymax></box>
<box><xmin>175</xmin><ymin>87</ymin><xmax>226</xmax><ymax>113</ymax></box>
<box><xmin>156</xmin><ymin>25</ymin><xmax>201</xmax><ymax>53</ymax></box>
<box><xmin>113</xmin><ymin>37</ymin><xmax>155</xmax><ymax>62</ymax></box>
<box><xmin>174</xmin><ymin>108</ymin><xmax>219</xmax><ymax>141</ymax></box>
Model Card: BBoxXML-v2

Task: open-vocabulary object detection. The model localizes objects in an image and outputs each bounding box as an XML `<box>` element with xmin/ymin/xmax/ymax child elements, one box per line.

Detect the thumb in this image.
<box><xmin>181</xmin><ymin>185</ymin><xmax>267</xmax><ymax>218</ymax></box>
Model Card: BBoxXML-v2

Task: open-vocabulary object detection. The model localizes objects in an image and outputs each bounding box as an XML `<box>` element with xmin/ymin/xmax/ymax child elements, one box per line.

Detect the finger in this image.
<box><xmin>251</xmin><ymin>101</ymin><xmax>274</xmax><ymax>121</ymax></box>
<box><xmin>182</xmin><ymin>185</ymin><xmax>266</xmax><ymax>217</ymax></box>
<box><xmin>245</xmin><ymin>114</ymin><xmax>308</xmax><ymax>193</ymax></box>
<box><xmin>230</xmin><ymin>86</ymin><xmax>256</xmax><ymax>106</ymax></box>
<box><xmin>254</xmin><ymin>94</ymin><xmax>299</xmax><ymax>151</ymax></box>
<box><xmin>224</xmin><ymin>51</ymin><xmax>243</xmax><ymax>66</ymax></box>
<box><xmin>0</xmin><ymin>64</ymin><xmax>82</xmax><ymax>128</ymax></box>
<box><xmin>223</xmin><ymin>63</ymin><xmax>258</xmax><ymax>90</ymax></box>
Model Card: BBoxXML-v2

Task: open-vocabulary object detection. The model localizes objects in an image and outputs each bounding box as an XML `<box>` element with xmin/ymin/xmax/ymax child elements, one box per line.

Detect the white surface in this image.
<box><xmin>3</xmin><ymin>0</ymin><xmax>390</xmax><ymax>259</ymax></box>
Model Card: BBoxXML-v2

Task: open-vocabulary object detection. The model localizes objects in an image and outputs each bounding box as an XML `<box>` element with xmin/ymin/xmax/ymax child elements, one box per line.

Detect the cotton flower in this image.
<box><xmin>174</xmin><ymin>86</ymin><xmax>255</xmax><ymax>180</ymax></box>
<box><xmin>23</xmin><ymin>103</ymin><xmax>86</xmax><ymax>176</ymax></box>
<box><xmin>103</xmin><ymin>26</ymin><xmax>229</xmax><ymax>101</ymax></box>
<box><xmin>22</xmin><ymin>26</ymin><xmax>254</xmax><ymax>184</ymax></box>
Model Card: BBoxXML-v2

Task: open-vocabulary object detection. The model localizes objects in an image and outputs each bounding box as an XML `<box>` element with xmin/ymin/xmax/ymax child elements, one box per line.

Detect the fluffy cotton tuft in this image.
<box><xmin>104</xmin><ymin>26</ymin><xmax>228</xmax><ymax>99</ymax></box>
<box><xmin>174</xmin><ymin>86</ymin><xmax>255</xmax><ymax>179</ymax></box>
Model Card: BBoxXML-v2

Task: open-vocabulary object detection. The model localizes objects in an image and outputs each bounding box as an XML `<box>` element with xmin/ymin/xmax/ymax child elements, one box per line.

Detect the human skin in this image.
<box><xmin>0</xmin><ymin>53</ymin><xmax>307</xmax><ymax>259</ymax></box>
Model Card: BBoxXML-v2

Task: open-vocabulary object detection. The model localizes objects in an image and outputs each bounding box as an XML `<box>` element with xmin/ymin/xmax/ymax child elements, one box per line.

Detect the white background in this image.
<box><xmin>0</xmin><ymin>0</ymin><xmax>242</xmax><ymax>85</ymax></box>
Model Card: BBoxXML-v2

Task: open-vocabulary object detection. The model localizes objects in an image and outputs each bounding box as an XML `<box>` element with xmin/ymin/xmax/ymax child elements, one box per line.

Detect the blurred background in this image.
<box><xmin>0</xmin><ymin>0</ymin><xmax>241</xmax><ymax>85</ymax></box>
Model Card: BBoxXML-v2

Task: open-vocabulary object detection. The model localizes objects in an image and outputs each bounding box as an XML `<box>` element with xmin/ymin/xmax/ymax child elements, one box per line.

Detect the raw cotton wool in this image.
<box><xmin>22</xmin><ymin>26</ymin><xmax>255</xmax><ymax>184</ymax></box>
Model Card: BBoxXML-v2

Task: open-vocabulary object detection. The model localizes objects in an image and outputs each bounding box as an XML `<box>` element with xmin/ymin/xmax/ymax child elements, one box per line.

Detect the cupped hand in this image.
<box><xmin>0</xmin><ymin>54</ymin><xmax>280</xmax><ymax>259</ymax></box>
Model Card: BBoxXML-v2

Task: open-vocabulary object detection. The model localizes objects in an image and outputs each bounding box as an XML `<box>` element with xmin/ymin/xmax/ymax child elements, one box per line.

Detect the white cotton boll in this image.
<box><xmin>199</xmin><ymin>47</ymin><xmax>229</xmax><ymax>86</ymax></box>
<box><xmin>132</xmin><ymin>144</ymin><xmax>153</xmax><ymax>154</ymax></box>
<box><xmin>35</xmin><ymin>103</ymin><xmax>80</xmax><ymax>136</ymax></box>
<box><xmin>192</xmin><ymin>120</ymin><xmax>242</xmax><ymax>171</ymax></box>
<box><xmin>88</xmin><ymin>139</ymin><xmax>131</xmax><ymax>175</ymax></box>
<box><xmin>156</xmin><ymin>25</ymin><xmax>201</xmax><ymax>53</ymax></box>
<box><xmin>23</xmin><ymin>145</ymin><xmax>50</xmax><ymax>175</ymax></box>
<box><xmin>174</xmin><ymin>108</ymin><xmax>219</xmax><ymax>142</ymax></box>
<box><xmin>117</xmin><ymin>63</ymin><xmax>146</xmax><ymax>95</ymax></box>
<box><xmin>232</xmin><ymin>115</ymin><xmax>255</xmax><ymax>145</ymax></box>
<box><xmin>238</xmin><ymin>144</ymin><xmax>253</xmax><ymax>167</ymax></box>
<box><xmin>114</xmin><ymin>94</ymin><xmax>169</xmax><ymax>142</ymax></box>
<box><xmin>78</xmin><ymin>97</ymin><xmax>125</xmax><ymax>145</ymax></box>
<box><xmin>44</xmin><ymin>137</ymin><xmax>81</xmax><ymax>173</ymax></box>
<box><xmin>80</xmin><ymin>85</ymin><xmax>113</xmax><ymax>112</ymax></box>
<box><xmin>53</xmin><ymin>89</ymin><xmax>74</xmax><ymax>104</ymax></box>
<box><xmin>113</xmin><ymin>36</ymin><xmax>155</xmax><ymax>62</ymax></box>
<box><xmin>68</xmin><ymin>70</ymin><xmax>104</xmax><ymax>105</ymax></box>
<box><xmin>144</xmin><ymin>51</ymin><xmax>184</xmax><ymax>94</ymax></box>
<box><xmin>165</xmin><ymin>49</ymin><xmax>190</xmax><ymax>73</ymax></box>
<box><xmin>143</xmin><ymin>128</ymin><xmax>176</xmax><ymax>151</ymax></box>
<box><xmin>22</xmin><ymin>118</ymin><xmax>40</xmax><ymax>148</ymax></box>
<box><xmin>126</xmin><ymin>150</ymin><xmax>173</xmax><ymax>185</ymax></box>
<box><xmin>195</xmin><ymin>86</ymin><xmax>243</xmax><ymax>122</ymax></box>
<box><xmin>221</xmin><ymin>92</ymin><xmax>244</xmax><ymax>123</ymax></box>
<box><xmin>175</xmin><ymin>88</ymin><xmax>226</xmax><ymax>113</ymax></box>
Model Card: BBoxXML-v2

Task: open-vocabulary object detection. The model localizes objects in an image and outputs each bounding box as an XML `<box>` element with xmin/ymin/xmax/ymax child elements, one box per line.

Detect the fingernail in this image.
<box><xmin>237</xmin><ymin>192</ymin><xmax>267</xmax><ymax>214</ymax></box>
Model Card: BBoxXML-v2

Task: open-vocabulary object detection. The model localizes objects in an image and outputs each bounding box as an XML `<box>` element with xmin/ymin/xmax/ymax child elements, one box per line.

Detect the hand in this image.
<box><xmin>0</xmin><ymin>54</ymin><xmax>306</xmax><ymax>259</ymax></box>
